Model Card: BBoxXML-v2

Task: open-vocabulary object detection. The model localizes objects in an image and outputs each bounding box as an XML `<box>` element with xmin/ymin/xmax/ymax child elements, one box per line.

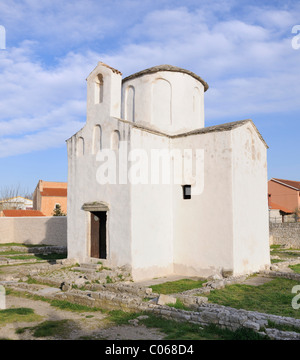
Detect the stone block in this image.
<box><xmin>243</xmin><ymin>320</ymin><xmax>261</xmax><ymax>331</ymax></box>
<box><xmin>156</xmin><ymin>294</ymin><xmax>176</xmax><ymax>306</ymax></box>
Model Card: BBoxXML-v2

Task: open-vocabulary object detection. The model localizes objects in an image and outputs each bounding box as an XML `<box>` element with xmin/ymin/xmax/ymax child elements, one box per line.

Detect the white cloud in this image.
<box><xmin>0</xmin><ymin>0</ymin><xmax>300</xmax><ymax>159</ymax></box>
<box><xmin>0</xmin><ymin>43</ymin><xmax>102</xmax><ymax>157</ymax></box>
<box><xmin>99</xmin><ymin>5</ymin><xmax>300</xmax><ymax>123</ymax></box>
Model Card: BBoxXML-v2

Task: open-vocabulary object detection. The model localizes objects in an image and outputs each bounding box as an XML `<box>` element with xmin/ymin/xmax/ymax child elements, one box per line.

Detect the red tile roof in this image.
<box><xmin>268</xmin><ymin>201</ymin><xmax>293</xmax><ymax>214</ymax></box>
<box><xmin>2</xmin><ymin>210</ymin><xmax>45</xmax><ymax>217</ymax></box>
<box><xmin>272</xmin><ymin>178</ymin><xmax>300</xmax><ymax>190</ymax></box>
<box><xmin>40</xmin><ymin>188</ymin><xmax>67</xmax><ymax>197</ymax></box>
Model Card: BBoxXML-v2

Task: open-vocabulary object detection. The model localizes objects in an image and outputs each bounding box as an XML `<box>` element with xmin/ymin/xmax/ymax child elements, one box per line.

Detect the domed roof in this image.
<box><xmin>123</xmin><ymin>64</ymin><xmax>209</xmax><ymax>92</ymax></box>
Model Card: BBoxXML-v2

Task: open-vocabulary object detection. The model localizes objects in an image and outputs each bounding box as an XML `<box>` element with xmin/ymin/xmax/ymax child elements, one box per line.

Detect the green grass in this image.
<box><xmin>150</xmin><ymin>279</ymin><xmax>205</xmax><ymax>294</ymax></box>
<box><xmin>290</xmin><ymin>264</ymin><xmax>300</xmax><ymax>274</ymax></box>
<box><xmin>2</xmin><ymin>253</ymin><xmax>66</xmax><ymax>261</ymax></box>
<box><xmin>270</xmin><ymin>246</ymin><xmax>300</xmax><ymax>260</ymax></box>
<box><xmin>270</xmin><ymin>245</ymin><xmax>283</xmax><ymax>249</ymax></box>
<box><xmin>25</xmin><ymin>276</ymin><xmax>42</xmax><ymax>285</ymax></box>
<box><xmin>106</xmin><ymin>276</ymin><xmax>113</xmax><ymax>284</ymax></box>
<box><xmin>267</xmin><ymin>320</ymin><xmax>300</xmax><ymax>334</ymax></box>
<box><xmin>5</xmin><ymin>255</ymin><xmax>36</xmax><ymax>260</ymax></box>
<box><xmin>166</xmin><ymin>299</ymin><xmax>192</xmax><ymax>311</ymax></box>
<box><xmin>0</xmin><ymin>307</ymin><xmax>41</xmax><ymax>325</ymax></box>
<box><xmin>16</xmin><ymin>320</ymin><xmax>76</xmax><ymax>339</ymax></box>
<box><xmin>34</xmin><ymin>253</ymin><xmax>67</xmax><ymax>261</ymax></box>
<box><xmin>0</xmin><ymin>243</ymin><xmax>49</xmax><ymax>248</ymax></box>
<box><xmin>32</xmin><ymin>320</ymin><xmax>74</xmax><ymax>338</ymax></box>
<box><xmin>108</xmin><ymin>310</ymin><xmax>268</xmax><ymax>340</ymax></box>
<box><xmin>35</xmin><ymin>253</ymin><xmax>67</xmax><ymax>260</ymax></box>
<box><xmin>0</xmin><ymin>251</ymin><xmax>23</xmax><ymax>256</ymax></box>
<box><xmin>49</xmin><ymin>299</ymin><xmax>106</xmax><ymax>313</ymax></box>
<box><xmin>271</xmin><ymin>259</ymin><xmax>285</xmax><ymax>264</ymax></box>
<box><xmin>207</xmin><ymin>278</ymin><xmax>300</xmax><ymax>318</ymax></box>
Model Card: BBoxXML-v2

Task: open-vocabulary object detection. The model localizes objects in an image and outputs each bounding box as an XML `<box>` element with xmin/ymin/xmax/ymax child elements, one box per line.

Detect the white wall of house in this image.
<box><xmin>122</xmin><ymin>70</ymin><xmax>205</xmax><ymax>134</ymax></box>
<box><xmin>231</xmin><ymin>124</ymin><xmax>270</xmax><ymax>274</ymax></box>
<box><xmin>171</xmin><ymin>130</ymin><xmax>235</xmax><ymax>278</ymax></box>
<box><xmin>130</xmin><ymin>128</ymin><xmax>174</xmax><ymax>280</ymax></box>
<box><xmin>66</xmin><ymin>116</ymin><xmax>132</xmax><ymax>266</ymax></box>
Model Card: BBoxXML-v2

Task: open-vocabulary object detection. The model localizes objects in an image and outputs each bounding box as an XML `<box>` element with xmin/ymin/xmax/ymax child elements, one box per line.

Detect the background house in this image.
<box><xmin>268</xmin><ymin>178</ymin><xmax>300</xmax><ymax>222</ymax></box>
<box><xmin>0</xmin><ymin>196</ymin><xmax>33</xmax><ymax>211</ymax></box>
<box><xmin>33</xmin><ymin>180</ymin><xmax>67</xmax><ymax>216</ymax></box>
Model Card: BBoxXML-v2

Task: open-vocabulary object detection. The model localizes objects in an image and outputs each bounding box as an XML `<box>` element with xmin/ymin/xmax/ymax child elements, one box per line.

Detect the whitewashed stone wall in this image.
<box><xmin>0</xmin><ymin>217</ymin><xmax>67</xmax><ymax>246</ymax></box>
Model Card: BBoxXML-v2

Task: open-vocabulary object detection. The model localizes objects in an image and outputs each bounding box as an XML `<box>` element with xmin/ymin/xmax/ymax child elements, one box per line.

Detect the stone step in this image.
<box><xmin>5</xmin><ymin>282</ymin><xmax>62</xmax><ymax>298</ymax></box>
<box><xmin>72</xmin><ymin>267</ymin><xmax>97</xmax><ymax>273</ymax></box>
<box><xmin>72</xmin><ymin>263</ymin><xmax>103</xmax><ymax>273</ymax></box>
<box><xmin>79</xmin><ymin>262</ymin><xmax>102</xmax><ymax>269</ymax></box>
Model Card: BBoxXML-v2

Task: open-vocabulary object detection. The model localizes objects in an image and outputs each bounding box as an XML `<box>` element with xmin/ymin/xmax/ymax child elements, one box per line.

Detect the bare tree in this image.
<box><xmin>0</xmin><ymin>184</ymin><xmax>33</xmax><ymax>210</ymax></box>
<box><xmin>293</xmin><ymin>208</ymin><xmax>300</xmax><ymax>222</ymax></box>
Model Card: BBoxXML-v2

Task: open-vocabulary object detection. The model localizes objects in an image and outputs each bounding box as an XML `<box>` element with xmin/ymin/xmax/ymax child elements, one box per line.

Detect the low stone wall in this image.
<box><xmin>0</xmin><ymin>216</ymin><xmax>67</xmax><ymax>246</ymax></box>
<box><xmin>269</xmin><ymin>222</ymin><xmax>300</xmax><ymax>249</ymax></box>
<box><xmin>4</xmin><ymin>262</ymin><xmax>300</xmax><ymax>340</ymax></box>
<box><xmin>52</xmin><ymin>288</ymin><xmax>300</xmax><ymax>340</ymax></box>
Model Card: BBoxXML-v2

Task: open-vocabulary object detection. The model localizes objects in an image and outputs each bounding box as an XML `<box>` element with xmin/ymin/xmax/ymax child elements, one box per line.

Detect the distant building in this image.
<box><xmin>0</xmin><ymin>196</ymin><xmax>33</xmax><ymax>210</ymax></box>
<box><xmin>33</xmin><ymin>180</ymin><xmax>67</xmax><ymax>216</ymax></box>
<box><xmin>268</xmin><ymin>178</ymin><xmax>300</xmax><ymax>213</ymax></box>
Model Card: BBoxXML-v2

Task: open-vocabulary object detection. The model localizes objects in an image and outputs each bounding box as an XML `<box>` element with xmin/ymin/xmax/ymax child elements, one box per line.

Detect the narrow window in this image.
<box><xmin>125</xmin><ymin>86</ymin><xmax>135</xmax><ymax>122</ymax></box>
<box><xmin>182</xmin><ymin>185</ymin><xmax>191</xmax><ymax>200</ymax></box>
<box><xmin>77</xmin><ymin>137</ymin><xmax>85</xmax><ymax>156</ymax></box>
<box><xmin>152</xmin><ymin>78</ymin><xmax>172</xmax><ymax>126</ymax></box>
<box><xmin>95</xmin><ymin>74</ymin><xmax>104</xmax><ymax>104</ymax></box>
<box><xmin>93</xmin><ymin>125</ymin><xmax>102</xmax><ymax>154</ymax></box>
<box><xmin>111</xmin><ymin>130</ymin><xmax>120</xmax><ymax>150</ymax></box>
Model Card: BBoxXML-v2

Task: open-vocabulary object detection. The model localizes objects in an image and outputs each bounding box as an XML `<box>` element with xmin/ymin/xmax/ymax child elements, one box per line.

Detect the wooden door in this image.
<box><xmin>90</xmin><ymin>211</ymin><xmax>107</xmax><ymax>259</ymax></box>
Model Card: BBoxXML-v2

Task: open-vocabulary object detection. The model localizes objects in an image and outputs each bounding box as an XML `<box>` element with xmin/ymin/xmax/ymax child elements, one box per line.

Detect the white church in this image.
<box><xmin>66</xmin><ymin>62</ymin><xmax>270</xmax><ymax>281</ymax></box>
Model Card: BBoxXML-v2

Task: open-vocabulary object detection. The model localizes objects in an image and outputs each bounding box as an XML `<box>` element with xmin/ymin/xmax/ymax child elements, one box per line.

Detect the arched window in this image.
<box><xmin>125</xmin><ymin>86</ymin><xmax>135</xmax><ymax>122</ymax></box>
<box><xmin>93</xmin><ymin>125</ymin><xmax>102</xmax><ymax>154</ymax></box>
<box><xmin>111</xmin><ymin>130</ymin><xmax>120</xmax><ymax>150</ymax></box>
<box><xmin>77</xmin><ymin>137</ymin><xmax>85</xmax><ymax>156</ymax></box>
<box><xmin>152</xmin><ymin>78</ymin><xmax>172</xmax><ymax>126</ymax></box>
<box><xmin>95</xmin><ymin>74</ymin><xmax>103</xmax><ymax>104</ymax></box>
<box><xmin>193</xmin><ymin>87</ymin><xmax>201</xmax><ymax>121</ymax></box>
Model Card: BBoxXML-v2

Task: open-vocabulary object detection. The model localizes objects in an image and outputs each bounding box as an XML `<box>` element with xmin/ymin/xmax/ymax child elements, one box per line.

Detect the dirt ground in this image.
<box><xmin>0</xmin><ymin>258</ymin><xmax>167</xmax><ymax>340</ymax></box>
<box><xmin>1</xmin><ymin>295</ymin><xmax>165</xmax><ymax>340</ymax></box>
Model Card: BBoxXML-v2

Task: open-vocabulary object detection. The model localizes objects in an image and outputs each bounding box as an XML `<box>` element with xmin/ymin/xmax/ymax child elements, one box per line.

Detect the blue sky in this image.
<box><xmin>0</xmin><ymin>0</ymin><xmax>299</xmax><ymax>194</ymax></box>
